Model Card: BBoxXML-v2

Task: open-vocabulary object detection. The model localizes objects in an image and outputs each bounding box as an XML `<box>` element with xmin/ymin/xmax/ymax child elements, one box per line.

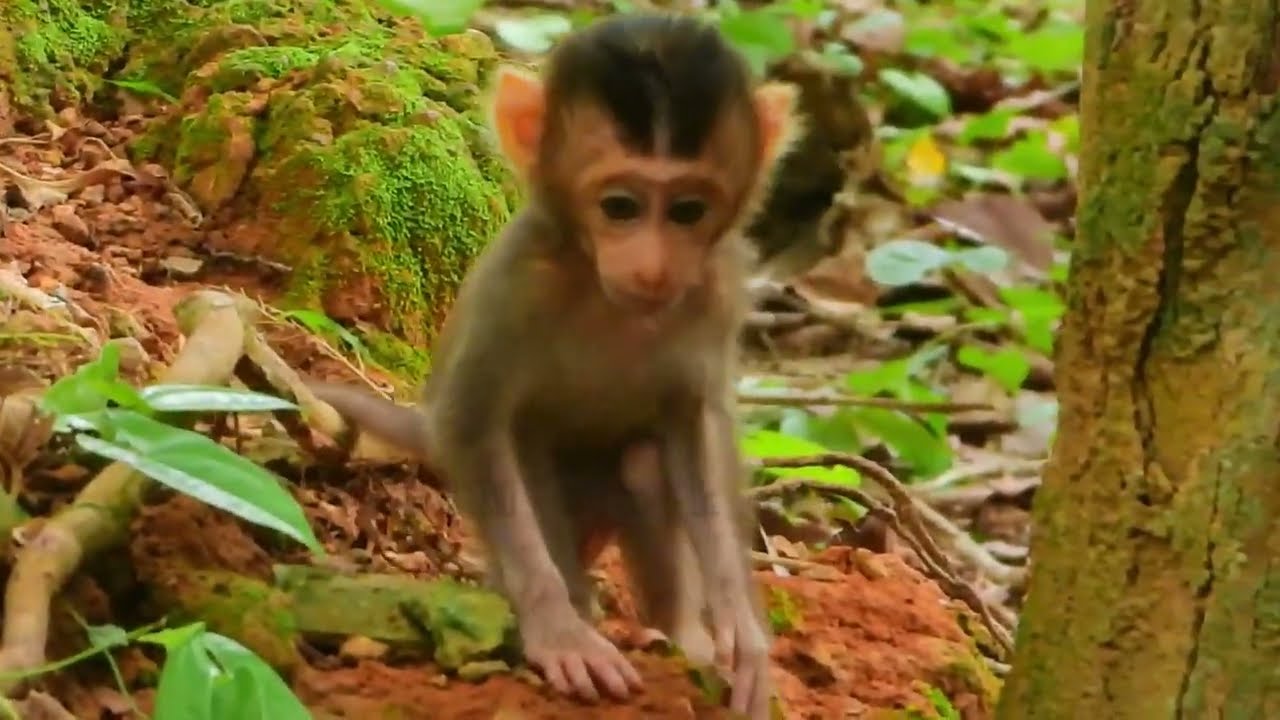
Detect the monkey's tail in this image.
<box><xmin>307</xmin><ymin>381</ymin><xmax>432</xmax><ymax>458</ymax></box>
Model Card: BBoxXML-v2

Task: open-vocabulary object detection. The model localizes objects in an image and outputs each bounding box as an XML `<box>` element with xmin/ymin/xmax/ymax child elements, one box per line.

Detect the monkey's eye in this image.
<box><xmin>667</xmin><ymin>198</ymin><xmax>707</xmax><ymax>226</ymax></box>
<box><xmin>600</xmin><ymin>192</ymin><xmax>643</xmax><ymax>221</ymax></box>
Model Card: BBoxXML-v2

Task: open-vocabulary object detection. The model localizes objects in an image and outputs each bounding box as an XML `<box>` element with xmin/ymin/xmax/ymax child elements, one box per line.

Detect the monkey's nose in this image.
<box><xmin>629</xmin><ymin>268</ymin><xmax>673</xmax><ymax>298</ymax></box>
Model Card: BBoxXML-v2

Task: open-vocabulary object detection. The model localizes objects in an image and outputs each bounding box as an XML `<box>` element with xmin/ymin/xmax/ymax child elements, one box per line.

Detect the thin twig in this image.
<box><xmin>752</xmin><ymin>453</ymin><xmax>1016</xmax><ymax>657</ymax></box>
<box><xmin>738</xmin><ymin>392</ymin><xmax>991</xmax><ymax>413</ymax></box>
<box><xmin>749</xmin><ymin>551</ymin><xmax>828</xmax><ymax>574</ymax></box>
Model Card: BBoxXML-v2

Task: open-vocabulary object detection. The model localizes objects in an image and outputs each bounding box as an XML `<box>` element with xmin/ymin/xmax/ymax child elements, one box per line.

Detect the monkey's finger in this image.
<box><xmin>615</xmin><ymin>649</ymin><xmax>644</xmax><ymax>690</ymax></box>
<box><xmin>583</xmin><ymin>650</ymin><xmax>637</xmax><ymax>699</ymax></box>
<box><xmin>729</xmin><ymin>665</ymin><xmax>760</xmax><ymax>718</ymax></box>
<box><xmin>562</xmin><ymin>655</ymin><xmax>604</xmax><ymax>702</ymax></box>
<box><xmin>713</xmin><ymin>625</ymin><xmax>737</xmax><ymax>672</ymax></box>
<box><xmin>531</xmin><ymin>654</ymin><xmax>575</xmax><ymax>699</ymax></box>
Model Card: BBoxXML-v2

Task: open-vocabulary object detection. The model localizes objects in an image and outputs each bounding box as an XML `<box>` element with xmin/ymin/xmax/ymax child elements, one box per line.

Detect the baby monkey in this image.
<box><xmin>308</xmin><ymin>13</ymin><xmax>799</xmax><ymax>719</ymax></box>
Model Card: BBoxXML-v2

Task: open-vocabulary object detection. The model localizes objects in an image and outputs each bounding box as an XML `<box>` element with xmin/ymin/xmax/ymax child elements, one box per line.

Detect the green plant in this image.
<box><xmin>32</xmin><ymin>346</ymin><xmax>321</xmax><ymax>715</ymax></box>
<box><xmin>40</xmin><ymin>344</ymin><xmax>322</xmax><ymax>553</ymax></box>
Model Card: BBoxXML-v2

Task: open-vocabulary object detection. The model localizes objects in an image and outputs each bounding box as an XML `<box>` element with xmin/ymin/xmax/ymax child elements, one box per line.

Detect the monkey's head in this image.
<box><xmin>488</xmin><ymin>14</ymin><xmax>800</xmax><ymax>316</ymax></box>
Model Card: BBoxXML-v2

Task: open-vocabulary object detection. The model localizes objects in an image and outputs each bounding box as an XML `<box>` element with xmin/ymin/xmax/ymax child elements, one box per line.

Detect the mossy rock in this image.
<box><xmin>117</xmin><ymin>2</ymin><xmax>517</xmax><ymax>377</ymax></box>
<box><xmin>4</xmin><ymin>0</ymin><xmax>516</xmax><ymax>377</ymax></box>
<box><xmin>0</xmin><ymin>0</ymin><xmax>129</xmax><ymax>122</ymax></box>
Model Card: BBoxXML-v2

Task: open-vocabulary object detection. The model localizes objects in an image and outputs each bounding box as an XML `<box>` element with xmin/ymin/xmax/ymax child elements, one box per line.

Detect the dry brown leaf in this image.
<box><xmin>930</xmin><ymin>193</ymin><xmax>1056</xmax><ymax>273</ymax></box>
<box><xmin>0</xmin><ymin>157</ymin><xmax>137</xmax><ymax>211</ymax></box>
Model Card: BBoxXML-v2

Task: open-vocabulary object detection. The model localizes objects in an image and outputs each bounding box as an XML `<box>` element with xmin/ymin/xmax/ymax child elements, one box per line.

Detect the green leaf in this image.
<box><xmin>777</xmin><ymin>409</ymin><xmax>863</xmax><ymax>453</ymax></box>
<box><xmin>848</xmin><ymin>407</ymin><xmax>952</xmax><ymax>478</ymax></box>
<box><xmin>963</xmin><ymin>306</ymin><xmax>1012</xmax><ymax>326</ymax></box>
<box><xmin>106</xmin><ymin>77</ymin><xmax>177</xmax><ymax>102</ymax></box>
<box><xmin>281</xmin><ymin>309</ymin><xmax>367</xmax><ymax>355</ymax></box>
<box><xmin>903</xmin><ymin>26</ymin><xmax>978</xmax><ymax>65</ymax></box>
<box><xmin>41</xmin><ymin>344</ymin><xmax>123</xmax><ymax>418</ymax></box>
<box><xmin>1002</xmin><ymin>23</ymin><xmax>1083</xmax><ymax>75</ymax></box>
<box><xmin>76</xmin><ymin>411</ymin><xmax>323</xmax><ymax>553</ymax></box>
<box><xmin>740</xmin><ymin>429</ymin><xmax>860</xmax><ymax>486</ymax></box>
<box><xmin>140</xmin><ymin>622</ymin><xmax>207</xmax><ymax>651</ymax></box>
<box><xmin>494</xmin><ymin>14</ymin><xmax>573</xmax><ymax>53</ymax></box>
<box><xmin>951</xmin><ymin>163</ymin><xmax>1012</xmax><ymax>187</ymax></box>
<box><xmin>990</xmin><ymin>133</ymin><xmax>1068</xmax><ymax>183</ymax></box>
<box><xmin>150</xmin><ymin>626</ymin><xmax>309</xmax><ymax>720</ymax></box>
<box><xmin>846</xmin><ymin>8</ymin><xmax>902</xmax><ymax>36</ymax></box>
<box><xmin>718</xmin><ymin>9</ymin><xmax>796</xmax><ymax>75</ymax></box>
<box><xmin>777</xmin><ymin>0</ymin><xmax>825</xmax><ymax>19</ymax></box>
<box><xmin>204</xmin><ymin>634</ymin><xmax>311</xmax><ymax>720</ymax></box>
<box><xmin>956</xmin><ymin>345</ymin><xmax>1031</xmax><ymax>394</ymax></box>
<box><xmin>86</xmin><ymin>624</ymin><xmax>130</xmax><ymax>650</ymax></box>
<box><xmin>819</xmin><ymin>43</ymin><xmax>864</xmax><ymax>76</ymax></box>
<box><xmin>152</xmin><ymin>631</ymin><xmax>217</xmax><ymax>720</ymax></box>
<box><xmin>953</xmin><ymin>245</ymin><xmax>1010</xmax><ymax>275</ymax></box>
<box><xmin>374</xmin><ymin>0</ymin><xmax>483</xmax><ymax>35</ymax></box>
<box><xmin>138</xmin><ymin>385</ymin><xmax>299</xmax><ymax>414</ymax></box>
<box><xmin>878</xmin><ymin>68</ymin><xmax>952</xmax><ymax>119</ymax></box>
<box><xmin>1017</xmin><ymin>396</ymin><xmax>1058</xmax><ymax>435</ymax></box>
<box><xmin>845</xmin><ymin>358</ymin><xmax>914</xmax><ymax>397</ymax></box>
<box><xmin>958</xmin><ymin>109</ymin><xmax>1015</xmax><ymax>144</ymax></box>
<box><xmin>999</xmin><ymin>286</ymin><xmax>1063</xmax><ymax>354</ymax></box>
<box><xmin>865</xmin><ymin>238</ymin><xmax>953</xmax><ymax>286</ymax></box>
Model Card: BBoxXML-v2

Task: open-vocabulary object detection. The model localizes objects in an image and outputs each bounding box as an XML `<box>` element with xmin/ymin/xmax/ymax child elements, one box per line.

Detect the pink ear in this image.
<box><xmin>491</xmin><ymin>66</ymin><xmax>546</xmax><ymax>173</ymax></box>
<box><xmin>752</xmin><ymin>82</ymin><xmax>800</xmax><ymax>169</ymax></box>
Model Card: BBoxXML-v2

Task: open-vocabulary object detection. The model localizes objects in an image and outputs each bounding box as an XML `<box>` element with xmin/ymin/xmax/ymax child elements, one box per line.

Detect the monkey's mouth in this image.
<box><xmin>609</xmin><ymin>289</ymin><xmax>680</xmax><ymax>316</ymax></box>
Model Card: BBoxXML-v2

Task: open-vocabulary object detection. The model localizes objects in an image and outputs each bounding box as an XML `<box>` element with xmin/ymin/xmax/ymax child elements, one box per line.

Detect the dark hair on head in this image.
<box><xmin>542</xmin><ymin>13</ymin><xmax>756</xmax><ymax>158</ymax></box>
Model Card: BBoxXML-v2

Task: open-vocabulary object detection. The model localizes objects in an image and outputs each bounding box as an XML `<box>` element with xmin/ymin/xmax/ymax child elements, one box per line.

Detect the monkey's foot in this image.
<box><xmin>522</xmin><ymin>616</ymin><xmax>643</xmax><ymax>703</ymax></box>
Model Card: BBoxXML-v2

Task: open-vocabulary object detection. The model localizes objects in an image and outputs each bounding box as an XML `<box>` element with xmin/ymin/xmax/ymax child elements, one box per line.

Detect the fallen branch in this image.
<box><xmin>751</xmin><ymin>453</ymin><xmax>1016</xmax><ymax>657</ymax></box>
<box><xmin>748</xmin><ymin>550</ymin><xmax>832</xmax><ymax>575</ymax></box>
<box><xmin>0</xmin><ymin>290</ymin><xmax>247</xmax><ymax>696</ymax></box>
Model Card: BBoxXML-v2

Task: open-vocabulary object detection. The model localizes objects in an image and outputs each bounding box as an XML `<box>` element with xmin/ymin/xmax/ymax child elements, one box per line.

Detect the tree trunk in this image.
<box><xmin>996</xmin><ymin>1</ymin><xmax>1280</xmax><ymax>718</ymax></box>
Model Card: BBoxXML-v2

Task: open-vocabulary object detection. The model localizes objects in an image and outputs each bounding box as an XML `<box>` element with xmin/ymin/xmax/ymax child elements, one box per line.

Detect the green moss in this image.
<box><xmin>155</xmin><ymin>569</ymin><xmax>302</xmax><ymax>672</ymax></box>
<box><xmin>208</xmin><ymin>45</ymin><xmax>319</xmax><ymax>92</ymax></box>
<box><xmin>362</xmin><ymin>330</ymin><xmax>431</xmax><ymax>382</ymax></box>
<box><xmin>271</xmin><ymin>120</ymin><xmax>506</xmax><ymax>346</ymax></box>
<box><xmin>173</xmin><ymin>92</ymin><xmax>241</xmax><ymax>183</ymax></box>
<box><xmin>1</xmin><ymin>0</ymin><xmax>127</xmax><ymax>115</ymax></box>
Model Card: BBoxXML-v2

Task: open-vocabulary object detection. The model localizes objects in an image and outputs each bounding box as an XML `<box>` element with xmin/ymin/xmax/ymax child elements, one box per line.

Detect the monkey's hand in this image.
<box><xmin>709</xmin><ymin>593</ymin><xmax>773</xmax><ymax>719</ymax></box>
<box><xmin>520</xmin><ymin>605</ymin><xmax>643</xmax><ymax>703</ymax></box>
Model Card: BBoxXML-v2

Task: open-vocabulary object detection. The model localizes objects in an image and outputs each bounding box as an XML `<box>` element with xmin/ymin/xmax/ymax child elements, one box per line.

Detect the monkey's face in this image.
<box><xmin>556</xmin><ymin>108</ymin><xmax>744</xmax><ymax>316</ymax></box>
<box><xmin>576</xmin><ymin>162</ymin><xmax>735</xmax><ymax>315</ymax></box>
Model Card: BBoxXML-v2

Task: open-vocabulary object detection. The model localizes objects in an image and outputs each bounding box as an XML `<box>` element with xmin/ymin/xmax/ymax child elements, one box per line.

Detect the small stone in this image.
<box><xmin>160</xmin><ymin>255</ymin><xmax>204</xmax><ymax>277</ymax></box>
<box><xmin>50</xmin><ymin>205</ymin><xmax>93</xmax><ymax>247</ymax></box>
<box><xmin>82</xmin><ymin>120</ymin><xmax>109</xmax><ymax>137</ymax></box>
<box><xmin>338</xmin><ymin>635</ymin><xmax>389</xmax><ymax>661</ymax></box>
<box><xmin>79</xmin><ymin>185</ymin><xmax>105</xmax><ymax>203</ymax></box>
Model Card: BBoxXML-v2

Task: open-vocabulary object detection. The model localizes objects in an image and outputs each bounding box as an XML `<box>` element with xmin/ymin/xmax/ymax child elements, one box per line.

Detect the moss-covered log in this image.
<box><xmin>996</xmin><ymin>1</ymin><xmax>1280</xmax><ymax>717</ymax></box>
<box><xmin>1</xmin><ymin>0</ymin><xmax>517</xmax><ymax>378</ymax></box>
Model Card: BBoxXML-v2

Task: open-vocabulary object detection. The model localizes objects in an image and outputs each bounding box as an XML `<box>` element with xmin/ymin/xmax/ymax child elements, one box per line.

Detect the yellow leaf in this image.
<box><xmin>905</xmin><ymin>132</ymin><xmax>948</xmax><ymax>189</ymax></box>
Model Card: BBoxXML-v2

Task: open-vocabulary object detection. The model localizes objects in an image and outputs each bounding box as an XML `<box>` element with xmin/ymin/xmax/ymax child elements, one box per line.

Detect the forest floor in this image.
<box><xmin>1</xmin><ymin>109</ymin><xmax>1003</xmax><ymax>719</ymax></box>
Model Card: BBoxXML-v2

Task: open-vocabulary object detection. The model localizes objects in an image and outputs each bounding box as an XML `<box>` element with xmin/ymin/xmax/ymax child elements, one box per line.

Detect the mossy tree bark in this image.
<box><xmin>996</xmin><ymin>1</ymin><xmax>1280</xmax><ymax>718</ymax></box>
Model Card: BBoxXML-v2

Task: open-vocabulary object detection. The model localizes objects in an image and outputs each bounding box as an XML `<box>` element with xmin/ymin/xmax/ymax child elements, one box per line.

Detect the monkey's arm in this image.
<box><xmin>662</xmin><ymin>389</ymin><xmax>772</xmax><ymax>718</ymax></box>
<box><xmin>432</xmin><ymin>336</ymin><xmax>643</xmax><ymax>701</ymax></box>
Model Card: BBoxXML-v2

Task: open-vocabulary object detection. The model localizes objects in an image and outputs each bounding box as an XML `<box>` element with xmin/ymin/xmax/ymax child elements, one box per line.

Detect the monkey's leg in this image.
<box><xmin>617</xmin><ymin>441</ymin><xmax>716</xmax><ymax>666</ymax></box>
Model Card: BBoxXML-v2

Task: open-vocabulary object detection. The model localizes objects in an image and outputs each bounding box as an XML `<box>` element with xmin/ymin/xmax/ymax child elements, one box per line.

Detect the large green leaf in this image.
<box><xmin>138</xmin><ymin>385</ymin><xmax>298</xmax><ymax>414</ymax></box>
<box><xmin>76</xmin><ymin>410</ymin><xmax>322</xmax><ymax>553</ymax></box>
